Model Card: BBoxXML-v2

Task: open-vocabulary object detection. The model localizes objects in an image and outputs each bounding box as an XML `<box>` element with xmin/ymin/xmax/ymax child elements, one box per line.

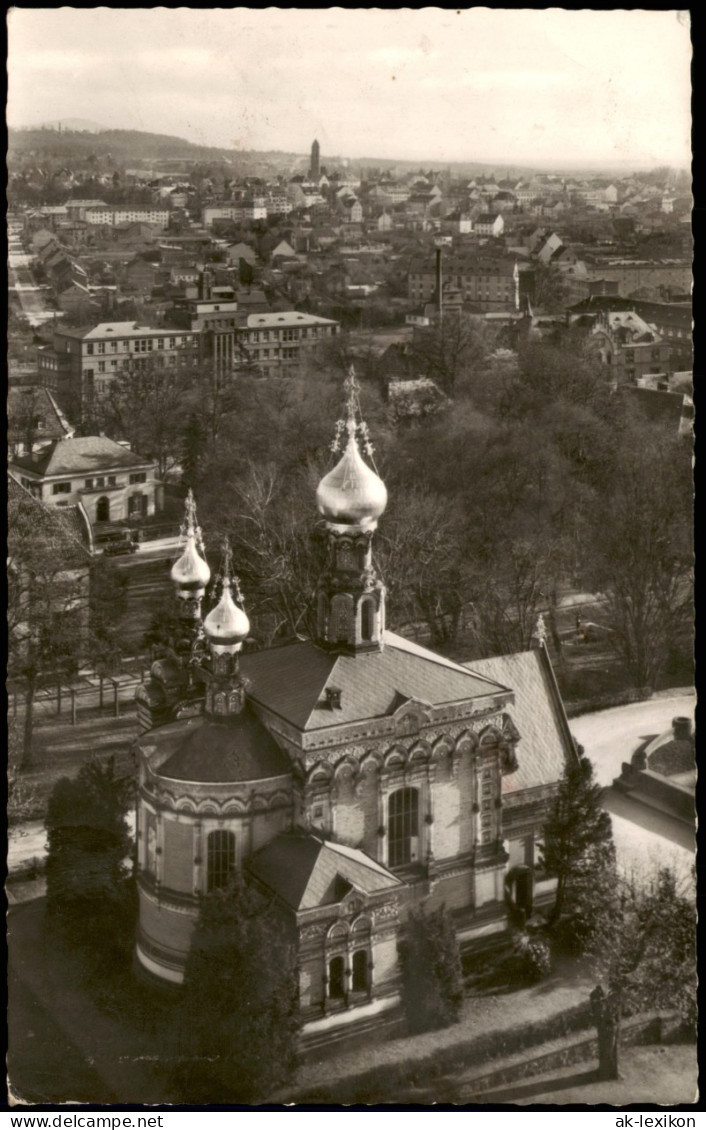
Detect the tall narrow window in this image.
<box><xmin>207</xmin><ymin>830</ymin><xmax>236</xmax><ymax>892</ymax></box>
<box><xmin>328</xmin><ymin>955</ymin><xmax>345</xmax><ymax>999</ymax></box>
<box><xmin>388</xmin><ymin>788</ymin><xmax>419</xmax><ymax>867</ymax></box>
<box><xmin>361</xmin><ymin>599</ymin><xmax>374</xmax><ymax>642</ymax></box>
<box><xmin>352</xmin><ymin>950</ymin><xmax>369</xmax><ymax>992</ymax></box>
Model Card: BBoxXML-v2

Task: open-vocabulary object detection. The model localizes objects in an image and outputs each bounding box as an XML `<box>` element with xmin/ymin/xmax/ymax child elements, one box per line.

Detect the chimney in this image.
<box><xmin>325</xmin><ymin>687</ymin><xmax>342</xmax><ymax>710</ymax></box>
<box><xmin>434</xmin><ymin>241</ymin><xmax>443</xmax><ymax>321</ymax></box>
<box><xmin>672</xmin><ymin>716</ymin><xmax>692</xmax><ymax>741</ymax></box>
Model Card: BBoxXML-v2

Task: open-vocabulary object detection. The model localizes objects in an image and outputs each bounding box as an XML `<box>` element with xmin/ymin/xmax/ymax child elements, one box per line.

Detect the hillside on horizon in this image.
<box><xmin>7</xmin><ymin>124</ymin><xmax>681</xmax><ymax>178</ymax></box>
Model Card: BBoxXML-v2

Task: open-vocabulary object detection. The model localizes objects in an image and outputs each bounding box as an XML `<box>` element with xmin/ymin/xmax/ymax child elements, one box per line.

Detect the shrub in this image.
<box><xmin>506</xmin><ymin>931</ymin><xmax>552</xmax><ymax>986</ymax></box>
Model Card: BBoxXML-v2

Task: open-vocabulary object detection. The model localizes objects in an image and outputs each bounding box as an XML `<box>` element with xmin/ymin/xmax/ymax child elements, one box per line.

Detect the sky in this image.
<box><xmin>7</xmin><ymin>8</ymin><xmax>693</xmax><ymax>169</ymax></box>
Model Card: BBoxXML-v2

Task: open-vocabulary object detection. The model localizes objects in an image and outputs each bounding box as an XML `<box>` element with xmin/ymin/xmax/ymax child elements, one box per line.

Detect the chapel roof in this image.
<box><xmin>239</xmin><ymin>631</ymin><xmax>510</xmax><ymax>733</ymax></box>
<box><xmin>466</xmin><ymin>647</ymin><xmax>577</xmax><ymax>794</ymax></box>
<box><xmin>246</xmin><ymin>831</ymin><xmax>401</xmax><ymax>911</ymax></box>
<box><xmin>140</xmin><ymin>707</ymin><xmax>291</xmax><ymax>785</ymax></box>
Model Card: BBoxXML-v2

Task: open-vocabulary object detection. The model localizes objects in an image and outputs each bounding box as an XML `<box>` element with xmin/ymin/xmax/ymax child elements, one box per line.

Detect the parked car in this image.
<box><xmin>99</xmin><ymin>529</ymin><xmax>139</xmax><ymax>556</ymax></box>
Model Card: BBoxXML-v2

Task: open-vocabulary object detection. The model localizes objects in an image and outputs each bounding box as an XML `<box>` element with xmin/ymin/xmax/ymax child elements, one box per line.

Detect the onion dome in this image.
<box><xmin>171</xmin><ymin>533</ymin><xmax>211</xmax><ymax>589</ymax></box>
<box><xmin>171</xmin><ymin>489</ymin><xmax>210</xmax><ymax>591</ymax></box>
<box><xmin>203</xmin><ymin>539</ymin><xmax>249</xmax><ymax>650</ymax></box>
<box><xmin>204</xmin><ymin>582</ymin><xmax>250</xmax><ymax>647</ymax></box>
<box><xmin>316</xmin><ymin>366</ymin><xmax>387</xmax><ymax>528</ymax></box>
<box><xmin>316</xmin><ymin>435</ymin><xmax>387</xmax><ymax>526</ymax></box>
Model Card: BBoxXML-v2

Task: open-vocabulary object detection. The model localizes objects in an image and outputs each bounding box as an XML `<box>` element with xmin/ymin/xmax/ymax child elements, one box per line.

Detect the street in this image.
<box><xmin>8</xmin><ymin>242</ymin><xmax>59</xmax><ymax>327</ymax></box>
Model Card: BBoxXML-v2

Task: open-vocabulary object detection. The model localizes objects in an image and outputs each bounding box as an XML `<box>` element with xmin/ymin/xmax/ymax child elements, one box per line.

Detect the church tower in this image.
<box><xmin>310</xmin><ymin>138</ymin><xmax>321</xmax><ymax>180</ymax></box>
<box><xmin>201</xmin><ymin>539</ymin><xmax>250</xmax><ymax>718</ymax></box>
<box><xmin>315</xmin><ymin>368</ymin><xmax>388</xmax><ymax>653</ymax></box>
<box><xmin>136</xmin><ymin>490</ymin><xmax>211</xmax><ymax>731</ymax></box>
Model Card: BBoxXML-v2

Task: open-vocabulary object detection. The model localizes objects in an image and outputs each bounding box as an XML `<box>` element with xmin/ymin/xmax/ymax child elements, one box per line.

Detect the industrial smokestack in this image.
<box><xmin>434</xmin><ymin>240</ymin><xmax>443</xmax><ymax>321</ymax></box>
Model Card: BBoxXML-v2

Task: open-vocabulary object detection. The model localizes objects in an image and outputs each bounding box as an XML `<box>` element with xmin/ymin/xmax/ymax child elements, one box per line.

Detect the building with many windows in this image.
<box><xmin>240</xmin><ymin>311</ymin><xmax>339</xmax><ymax>374</ymax></box>
<box><xmin>133</xmin><ymin>373</ymin><xmax>576</xmax><ymax>1045</ymax></box>
<box><xmin>408</xmin><ymin>255</ymin><xmax>519</xmax><ymax>312</ymax></box>
<box><xmin>37</xmin><ymin>322</ymin><xmax>200</xmax><ymax>423</ymax></box>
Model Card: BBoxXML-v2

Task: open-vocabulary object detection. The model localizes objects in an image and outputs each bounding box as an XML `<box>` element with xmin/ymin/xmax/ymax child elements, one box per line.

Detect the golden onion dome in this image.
<box><xmin>171</xmin><ymin>534</ymin><xmax>211</xmax><ymax>589</ymax></box>
<box><xmin>203</xmin><ymin>582</ymin><xmax>250</xmax><ymax>646</ymax></box>
<box><xmin>316</xmin><ymin>436</ymin><xmax>388</xmax><ymax>527</ymax></box>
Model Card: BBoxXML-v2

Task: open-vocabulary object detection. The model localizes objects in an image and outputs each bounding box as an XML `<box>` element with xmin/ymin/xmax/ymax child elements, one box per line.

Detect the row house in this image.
<box><xmin>582</xmin><ymin>256</ymin><xmax>692</xmax><ymax>299</ymax></box>
<box><xmin>84</xmin><ymin>206</ymin><xmax>170</xmax><ymax>229</ymax></box>
<box><xmin>408</xmin><ymin>255</ymin><xmax>519</xmax><ymax>312</ymax></box>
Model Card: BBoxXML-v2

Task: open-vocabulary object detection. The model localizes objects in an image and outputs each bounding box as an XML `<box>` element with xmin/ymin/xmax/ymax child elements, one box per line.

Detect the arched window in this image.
<box><xmin>207</xmin><ymin>829</ymin><xmax>236</xmax><ymax>892</ymax></box>
<box><xmin>352</xmin><ymin>949</ymin><xmax>369</xmax><ymax>993</ymax></box>
<box><xmin>96</xmin><ymin>496</ymin><xmax>110</xmax><ymax>522</ymax></box>
<box><xmin>328</xmin><ymin>955</ymin><xmax>345</xmax><ymax>999</ymax></box>
<box><xmin>360</xmin><ymin>598</ymin><xmax>375</xmax><ymax>642</ymax></box>
<box><xmin>388</xmin><ymin>788</ymin><xmax>419</xmax><ymax>868</ymax></box>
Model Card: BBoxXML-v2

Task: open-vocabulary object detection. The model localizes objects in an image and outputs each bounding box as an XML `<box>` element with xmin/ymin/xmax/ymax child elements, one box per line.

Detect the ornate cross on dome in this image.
<box><xmin>180</xmin><ymin>488</ymin><xmax>206</xmax><ymax>557</ymax></box>
<box><xmin>213</xmin><ymin>536</ymin><xmax>245</xmax><ymax>607</ymax></box>
<box><xmin>330</xmin><ymin>366</ymin><xmax>375</xmax><ymax>460</ymax></box>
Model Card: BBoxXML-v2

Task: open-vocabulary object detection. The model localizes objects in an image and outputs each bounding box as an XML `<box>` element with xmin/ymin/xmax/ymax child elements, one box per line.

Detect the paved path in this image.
<box><xmin>491</xmin><ymin>1044</ymin><xmax>698</xmax><ymax>1106</ymax></box>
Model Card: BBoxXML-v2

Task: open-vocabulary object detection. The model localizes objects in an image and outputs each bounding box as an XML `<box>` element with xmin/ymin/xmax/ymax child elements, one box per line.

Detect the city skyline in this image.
<box><xmin>7</xmin><ymin>9</ymin><xmax>692</xmax><ymax>169</ymax></box>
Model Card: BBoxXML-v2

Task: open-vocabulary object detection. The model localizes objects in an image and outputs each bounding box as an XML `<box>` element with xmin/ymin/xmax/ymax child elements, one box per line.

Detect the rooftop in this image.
<box><xmin>245</xmin><ymin>311</ymin><xmax>337</xmax><ymax>328</ymax></box>
<box><xmin>464</xmin><ymin>647</ymin><xmax>576</xmax><ymax>795</ymax></box>
<box><xmin>247</xmin><ymin>831</ymin><xmax>401</xmax><ymax>911</ymax></box>
<box><xmin>143</xmin><ymin>707</ymin><xmax>291</xmax><ymax>785</ymax></box>
<box><xmin>241</xmin><ymin>631</ymin><xmax>510</xmax><ymax>733</ymax></box>
<box><xmin>11</xmin><ymin>436</ymin><xmax>152</xmax><ymax>477</ymax></box>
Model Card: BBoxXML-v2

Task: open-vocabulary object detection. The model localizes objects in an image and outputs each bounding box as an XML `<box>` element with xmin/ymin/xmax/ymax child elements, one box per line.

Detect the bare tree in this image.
<box><xmin>8</xmin><ymin>480</ymin><xmax>91</xmax><ymax>768</ymax></box>
<box><xmin>586</xmin><ymin>426</ymin><xmax>693</xmax><ymax>690</ymax></box>
<box><xmin>93</xmin><ymin>355</ymin><xmax>197</xmax><ymax>478</ymax></box>
<box><xmin>410</xmin><ymin>314</ymin><xmax>494</xmax><ymax>397</ymax></box>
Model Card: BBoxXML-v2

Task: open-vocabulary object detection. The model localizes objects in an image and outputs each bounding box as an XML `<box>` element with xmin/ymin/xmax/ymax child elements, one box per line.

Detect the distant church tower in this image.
<box><xmin>310</xmin><ymin>138</ymin><xmax>320</xmax><ymax>180</ymax></box>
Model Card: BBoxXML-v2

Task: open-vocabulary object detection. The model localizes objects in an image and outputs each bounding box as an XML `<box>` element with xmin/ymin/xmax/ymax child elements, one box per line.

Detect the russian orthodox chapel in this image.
<box><xmin>135</xmin><ymin>372</ymin><xmax>576</xmax><ymax>1042</ymax></box>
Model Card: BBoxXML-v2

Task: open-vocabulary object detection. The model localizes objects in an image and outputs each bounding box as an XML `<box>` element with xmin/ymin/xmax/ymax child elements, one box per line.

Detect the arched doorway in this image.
<box><xmin>96</xmin><ymin>496</ymin><xmax>110</xmax><ymax>523</ymax></box>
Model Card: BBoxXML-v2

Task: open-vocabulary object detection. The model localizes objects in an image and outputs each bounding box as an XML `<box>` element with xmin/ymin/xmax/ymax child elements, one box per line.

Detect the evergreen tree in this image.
<box><xmin>540</xmin><ymin>750</ymin><xmax>618</xmax><ymax>952</ymax></box>
<box><xmin>45</xmin><ymin>758</ymin><xmax>134</xmax><ymax>958</ymax></box>
<box><xmin>177</xmin><ymin>873</ymin><xmax>299</xmax><ymax>1103</ymax></box>
<box><xmin>398</xmin><ymin>905</ymin><xmax>464</xmax><ymax>1034</ymax></box>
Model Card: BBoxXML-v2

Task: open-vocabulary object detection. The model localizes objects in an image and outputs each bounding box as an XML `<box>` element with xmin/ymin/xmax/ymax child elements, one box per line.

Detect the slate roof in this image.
<box><xmin>465</xmin><ymin>648</ymin><xmax>576</xmax><ymax>794</ymax></box>
<box><xmin>143</xmin><ymin>707</ymin><xmax>291</xmax><ymax>784</ymax></box>
<box><xmin>246</xmin><ymin>831</ymin><xmax>401</xmax><ymax>911</ymax></box>
<box><xmin>240</xmin><ymin>632</ymin><xmax>510</xmax><ymax>733</ymax></box>
<box><xmin>11</xmin><ymin>436</ymin><xmax>151</xmax><ymax>477</ymax></box>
